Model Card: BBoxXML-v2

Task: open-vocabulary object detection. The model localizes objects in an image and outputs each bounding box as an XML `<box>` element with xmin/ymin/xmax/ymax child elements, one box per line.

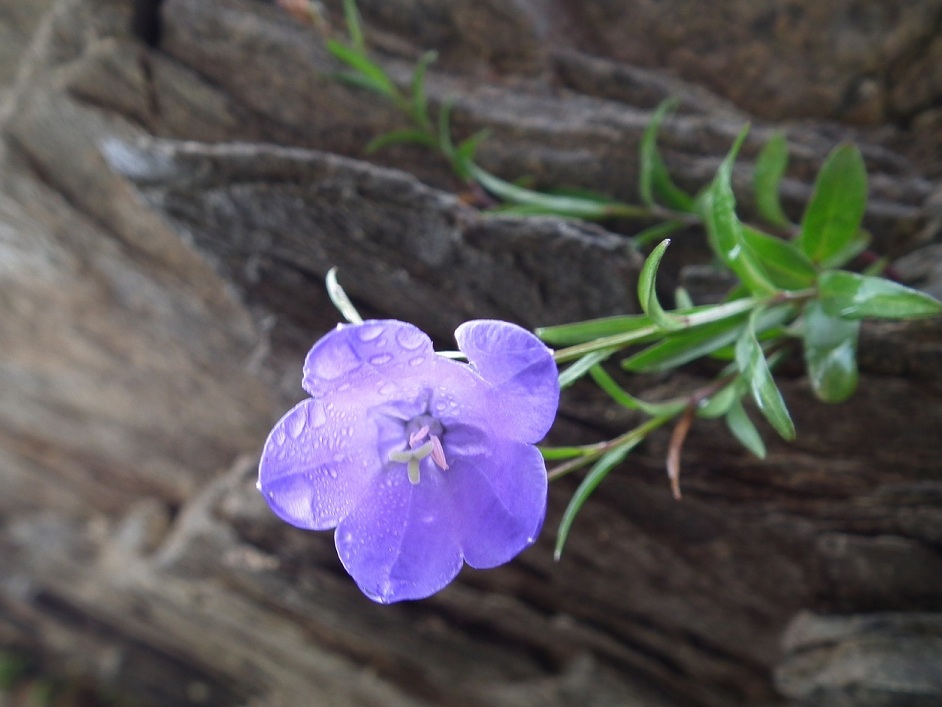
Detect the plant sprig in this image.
<box><xmin>327</xmin><ymin>0</ymin><xmax>942</xmax><ymax>558</ymax></box>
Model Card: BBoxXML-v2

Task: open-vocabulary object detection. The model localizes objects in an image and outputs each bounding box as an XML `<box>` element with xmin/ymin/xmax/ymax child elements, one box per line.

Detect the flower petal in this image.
<box><xmin>302</xmin><ymin>320</ymin><xmax>435</xmax><ymax>402</ymax></box>
<box><xmin>258</xmin><ymin>399</ymin><xmax>377</xmax><ymax>530</ymax></box>
<box><xmin>455</xmin><ymin>320</ymin><xmax>559</xmax><ymax>442</ymax></box>
<box><xmin>447</xmin><ymin>435</ymin><xmax>547</xmax><ymax>568</ymax></box>
<box><xmin>336</xmin><ymin>469</ymin><xmax>462</xmax><ymax>603</ymax></box>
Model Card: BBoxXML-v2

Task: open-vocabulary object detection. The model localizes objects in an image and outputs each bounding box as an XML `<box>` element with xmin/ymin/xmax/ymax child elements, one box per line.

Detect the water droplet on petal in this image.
<box><xmin>328</xmin><ymin>469</ymin><xmax>339</xmax><ymax>479</ymax></box>
<box><xmin>336</xmin><ymin>382</ymin><xmax>352</xmax><ymax>392</ymax></box>
<box><xmin>286</xmin><ymin>411</ymin><xmax>305</xmax><ymax>439</ymax></box>
<box><xmin>396</xmin><ymin>327</ymin><xmax>426</xmax><ymax>351</ymax></box>
<box><xmin>310</xmin><ymin>404</ymin><xmax>327</xmax><ymax>428</ymax></box>
<box><xmin>370</xmin><ymin>353</ymin><xmax>393</xmax><ymax>365</ymax></box>
<box><xmin>409</xmin><ymin>356</ymin><xmax>425</xmax><ymax>367</ymax></box>
<box><xmin>357</xmin><ymin>324</ymin><xmax>384</xmax><ymax>342</ymax></box>
<box><xmin>378</xmin><ymin>382</ymin><xmax>397</xmax><ymax>396</ymax></box>
<box><xmin>274</xmin><ymin>429</ymin><xmax>286</xmax><ymax>445</ymax></box>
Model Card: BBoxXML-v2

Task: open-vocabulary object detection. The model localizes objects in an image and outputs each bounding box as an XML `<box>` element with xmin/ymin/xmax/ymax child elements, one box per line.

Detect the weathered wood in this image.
<box><xmin>1</xmin><ymin>1</ymin><xmax>942</xmax><ymax>705</ymax></box>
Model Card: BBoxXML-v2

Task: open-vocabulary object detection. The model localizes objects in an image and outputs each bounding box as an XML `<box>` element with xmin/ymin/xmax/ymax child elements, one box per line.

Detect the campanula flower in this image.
<box><xmin>258</xmin><ymin>319</ymin><xmax>559</xmax><ymax>603</ymax></box>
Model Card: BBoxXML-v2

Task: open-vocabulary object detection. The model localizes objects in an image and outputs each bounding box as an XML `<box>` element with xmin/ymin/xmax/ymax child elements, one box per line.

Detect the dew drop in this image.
<box><xmin>286</xmin><ymin>411</ymin><xmax>305</xmax><ymax>439</ymax></box>
<box><xmin>357</xmin><ymin>324</ymin><xmax>384</xmax><ymax>342</ymax></box>
<box><xmin>310</xmin><ymin>403</ymin><xmax>327</xmax><ymax>428</ymax></box>
<box><xmin>409</xmin><ymin>356</ymin><xmax>425</xmax><ymax>367</ymax></box>
<box><xmin>328</xmin><ymin>469</ymin><xmax>339</xmax><ymax>479</ymax></box>
<box><xmin>396</xmin><ymin>327</ymin><xmax>426</xmax><ymax>351</ymax></box>
<box><xmin>370</xmin><ymin>353</ymin><xmax>393</xmax><ymax>365</ymax></box>
<box><xmin>378</xmin><ymin>382</ymin><xmax>397</xmax><ymax>396</ymax></box>
<box><xmin>274</xmin><ymin>429</ymin><xmax>286</xmax><ymax>445</ymax></box>
<box><xmin>336</xmin><ymin>381</ymin><xmax>352</xmax><ymax>392</ymax></box>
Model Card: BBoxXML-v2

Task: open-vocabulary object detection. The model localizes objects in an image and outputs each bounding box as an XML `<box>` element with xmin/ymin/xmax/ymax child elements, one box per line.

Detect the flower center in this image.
<box><xmin>388</xmin><ymin>415</ymin><xmax>448</xmax><ymax>485</ymax></box>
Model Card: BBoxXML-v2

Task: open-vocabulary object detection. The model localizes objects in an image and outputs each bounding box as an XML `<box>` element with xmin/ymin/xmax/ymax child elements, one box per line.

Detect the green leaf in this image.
<box><xmin>818</xmin><ymin>270</ymin><xmax>942</xmax><ymax>320</ymax></box>
<box><xmin>536</xmin><ymin>314</ymin><xmax>655</xmax><ymax>346</ymax></box>
<box><xmin>701</xmin><ymin>127</ymin><xmax>779</xmax><ymax>295</ymax></box>
<box><xmin>409</xmin><ymin>50</ymin><xmax>437</xmax><ymax>129</ymax></box>
<box><xmin>326</xmin><ymin>40</ymin><xmax>396</xmax><ymax>98</ymax></box>
<box><xmin>588</xmin><ymin>365</ymin><xmax>687</xmax><ymax>417</ymax></box>
<box><xmin>341</xmin><ymin>0</ymin><xmax>366</xmax><ymax>52</ymax></box>
<box><xmin>454</xmin><ymin>129</ymin><xmax>491</xmax><ymax>179</ymax></box>
<box><xmin>539</xmin><ymin>446</ymin><xmax>595</xmax><ymax>461</ymax></box>
<box><xmin>674</xmin><ymin>286</ymin><xmax>694</xmax><ymax>310</ymax></box>
<box><xmin>796</xmin><ymin>143</ymin><xmax>868</xmax><ymax>264</ymax></box>
<box><xmin>802</xmin><ymin>300</ymin><xmax>860</xmax><ymax>403</ymax></box>
<box><xmin>639</xmin><ymin>99</ymin><xmax>695</xmax><ymax>212</ymax></box>
<box><xmin>366</xmin><ymin>129</ymin><xmax>438</xmax><ymax>153</ymax></box>
<box><xmin>724</xmin><ymin>398</ymin><xmax>767</xmax><ymax>458</ymax></box>
<box><xmin>819</xmin><ymin>229</ymin><xmax>870</xmax><ymax>270</ymax></box>
<box><xmin>638</xmin><ymin>239</ymin><xmax>682</xmax><ymax>330</ymax></box>
<box><xmin>697</xmin><ymin>378</ymin><xmax>741</xmax><ymax>419</ymax></box>
<box><xmin>734</xmin><ymin>309</ymin><xmax>796</xmax><ymax>440</ymax></box>
<box><xmin>753</xmin><ymin>132</ymin><xmax>791</xmax><ymax>228</ymax></box>
<box><xmin>741</xmin><ymin>226</ymin><xmax>817</xmax><ymax>290</ymax></box>
<box><xmin>633</xmin><ymin>220</ymin><xmax>686</xmax><ymax>249</ymax></box>
<box><xmin>555</xmin><ymin>443</ymin><xmax>637</xmax><ymax>560</ymax></box>
<box><xmin>624</xmin><ymin>304</ymin><xmax>793</xmax><ymax>373</ymax></box>
<box><xmin>559</xmin><ymin>349</ymin><xmax>616</xmax><ymax>388</ymax></box>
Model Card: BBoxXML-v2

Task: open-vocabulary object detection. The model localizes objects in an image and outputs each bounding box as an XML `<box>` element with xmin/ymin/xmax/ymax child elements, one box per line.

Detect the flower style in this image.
<box><xmin>258</xmin><ymin>319</ymin><xmax>560</xmax><ymax>603</ymax></box>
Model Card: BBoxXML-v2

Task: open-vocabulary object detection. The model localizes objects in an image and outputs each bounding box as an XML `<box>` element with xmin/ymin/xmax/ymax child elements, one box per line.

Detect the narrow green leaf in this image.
<box><xmin>410</xmin><ymin>50</ymin><xmax>437</xmax><ymax>129</ymax></box>
<box><xmin>539</xmin><ymin>446</ymin><xmax>595</xmax><ymax>461</ymax></box>
<box><xmin>796</xmin><ymin>143</ymin><xmax>868</xmax><ymax>264</ymax></box>
<box><xmin>366</xmin><ymin>129</ymin><xmax>438</xmax><ymax>153</ymax></box>
<box><xmin>802</xmin><ymin>300</ymin><xmax>860</xmax><ymax>403</ymax></box>
<box><xmin>327</xmin><ymin>40</ymin><xmax>396</xmax><ymax>97</ymax></box>
<box><xmin>725</xmin><ymin>398</ymin><xmax>767</xmax><ymax>458</ymax></box>
<box><xmin>741</xmin><ymin>226</ymin><xmax>817</xmax><ymax>290</ymax></box>
<box><xmin>588</xmin><ymin>365</ymin><xmax>687</xmax><ymax>416</ymax></box>
<box><xmin>454</xmin><ymin>129</ymin><xmax>491</xmax><ymax>178</ymax></box>
<box><xmin>674</xmin><ymin>286</ymin><xmax>694</xmax><ymax>310</ymax></box>
<box><xmin>753</xmin><ymin>132</ymin><xmax>791</xmax><ymax>228</ymax></box>
<box><xmin>633</xmin><ymin>220</ymin><xmax>686</xmax><ymax>249</ymax></box>
<box><xmin>555</xmin><ymin>443</ymin><xmax>637</xmax><ymax>560</ymax></box>
<box><xmin>559</xmin><ymin>349</ymin><xmax>615</xmax><ymax>388</ymax></box>
<box><xmin>734</xmin><ymin>309</ymin><xmax>796</xmax><ymax>440</ymax></box>
<box><xmin>536</xmin><ymin>314</ymin><xmax>655</xmax><ymax>346</ymax></box>
<box><xmin>818</xmin><ymin>270</ymin><xmax>942</xmax><ymax>320</ymax></box>
<box><xmin>341</xmin><ymin>0</ymin><xmax>365</xmax><ymax>52</ymax></box>
<box><xmin>639</xmin><ymin>99</ymin><xmax>695</xmax><ymax>212</ymax></box>
<box><xmin>638</xmin><ymin>239</ymin><xmax>683</xmax><ymax>330</ymax></box>
<box><xmin>624</xmin><ymin>304</ymin><xmax>793</xmax><ymax>373</ymax></box>
<box><xmin>701</xmin><ymin>127</ymin><xmax>779</xmax><ymax>295</ymax></box>
<box><xmin>697</xmin><ymin>379</ymin><xmax>741</xmax><ymax>419</ymax></box>
<box><xmin>819</xmin><ymin>229</ymin><xmax>870</xmax><ymax>269</ymax></box>
<box><xmin>639</xmin><ymin>99</ymin><xmax>674</xmax><ymax>208</ymax></box>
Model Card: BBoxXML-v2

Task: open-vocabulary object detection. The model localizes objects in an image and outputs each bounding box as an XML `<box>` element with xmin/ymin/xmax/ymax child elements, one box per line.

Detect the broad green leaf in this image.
<box><xmin>559</xmin><ymin>349</ymin><xmax>615</xmax><ymax>388</ymax></box>
<box><xmin>624</xmin><ymin>304</ymin><xmax>793</xmax><ymax>373</ymax></box>
<box><xmin>326</xmin><ymin>40</ymin><xmax>396</xmax><ymax>97</ymax></box>
<box><xmin>588</xmin><ymin>365</ymin><xmax>687</xmax><ymax>416</ymax></box>
<box><xmin>555</xmin><ymin>443</ymin><xmax>637</xmax><ymax>560</ymax></box>
<box><xmin>818</xmin><ymin>270</ymin><xmax>942</xmax><ymax>320</ymax></box>
<box><xmin>754</xmin><ymin>132</ymin><xmax>791</xmax><ymax>228</ymax></box>
<box><xmin>734</xmin><ymin>309</ymin><xmax>795</xmax><ymax>440</ymax></box>
<box><xmin>639</xmin><ymin>100</ymin><xmax>696</xmax><ymax>212</ymax></box>
<box><xmin>796</xmin><ymin>144</ymin><xmax>868</xmax><ymax>264</ymax></box>
<box><xmin>638</xmin><ymin>239</ymin><xmax>682</xmax><ymax>330</ymax></box>
<box><xmin>802</xmin><ymin>300</ymin><xmax>860</xmax><ymax>402</ymax></box>
<box><xmin>701</xmin><ymin>127</ymin><xmax>779</xmax><ymax>295</ymax></box>
<box><xmin>536</xmin><ymin>313</ymin><xmax>655</xmax><ymax>346</ymax></box>
<box><xmin>366</xmin><ymin>129</ymin><xmax>438</xmax><ymax>153</ymax></box>
<box><xmin>741</xmin><ymin>226</ymin><xmax>817</xmax><ymax>290</ymax></box>
<box><xmin>725</xmin><ymin>398</ymin><xmax>767</xmax><ymax>458</ymax></box>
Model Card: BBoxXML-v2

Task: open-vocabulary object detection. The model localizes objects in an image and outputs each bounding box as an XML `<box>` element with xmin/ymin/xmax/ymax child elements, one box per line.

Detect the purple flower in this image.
<box><xmin>258</xmin><ymin>319</ymin><xmax>559</xmax><ymax>603</ymax></box>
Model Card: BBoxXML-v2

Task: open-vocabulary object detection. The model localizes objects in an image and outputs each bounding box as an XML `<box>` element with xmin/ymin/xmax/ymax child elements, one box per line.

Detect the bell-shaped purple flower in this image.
<box><xmin>258</xmin><ymin>319</ymin><xmax>559</xmax><ymax>603</ymax></box>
